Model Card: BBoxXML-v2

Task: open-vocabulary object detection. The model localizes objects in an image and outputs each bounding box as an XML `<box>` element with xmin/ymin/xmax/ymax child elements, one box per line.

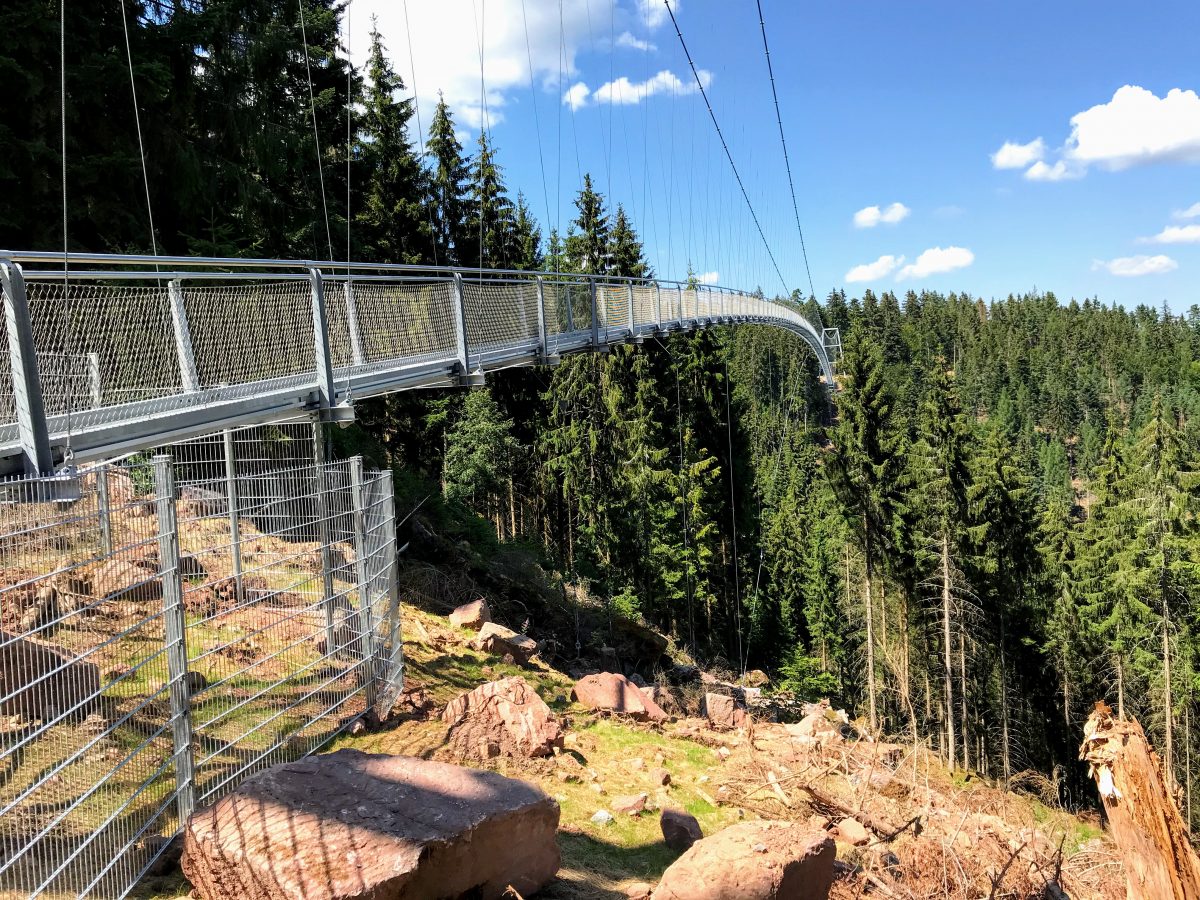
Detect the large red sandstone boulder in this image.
<box><xmin>92</xmin><ymin>559</ymin><xmax>160</xmax><ymax>602</ymax></box>
<box><xmin>704</xmin><ymin>692</ymin><xmax>749</xmax><ymax>729</ymax></box>
<box><xmin>0</xmin><ymin>631</ymin><xmax>100</xmax><ymax>721</ymax></box>
<box><xmin>449</xmin><ymin>598</ymin><xmax>491</xmax><ymax>630</ymax></box>
<box><xmin>441</xmin><ymin>676</ymin><xmax>563</xmax><ymax>760</ymax></box>
<box><xmin>473</xmin><ymin>622</ymin><xmax>537</xmax><ymax>662</ymax></box>
<box><xmin>182</xmin><ymin>749</ymin><xmax>560</xmax><ymax>900</ymax></box>
<box><xmin>655</xmin><ymin>820</ymin><xmax>835</xmax><ymax>900</ymax></box>
<box><xmin>572</xmin><ymin>672</ymin><xmax>667</xmax><ymax>722</ymax></box>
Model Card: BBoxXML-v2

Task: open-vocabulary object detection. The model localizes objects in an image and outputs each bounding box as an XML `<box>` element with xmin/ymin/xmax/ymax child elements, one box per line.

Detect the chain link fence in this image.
<box><xmin>0</xmin><ymin>419</ymin><xmax>401</xmax><ymax>898</ymax></box>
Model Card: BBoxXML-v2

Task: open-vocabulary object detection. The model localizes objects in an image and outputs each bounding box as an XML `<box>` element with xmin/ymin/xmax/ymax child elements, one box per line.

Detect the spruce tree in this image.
<box><xmin>426</xmin><ymin>94</ymin><xmax>470</xmax><ymax>263</ymax></box>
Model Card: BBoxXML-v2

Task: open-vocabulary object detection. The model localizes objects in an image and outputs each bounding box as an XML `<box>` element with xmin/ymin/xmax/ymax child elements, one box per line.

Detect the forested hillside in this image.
<box><xmin>7</xmin><ymin>0</ymin><xmax>1200</xmax><ymax>821</ymax></box>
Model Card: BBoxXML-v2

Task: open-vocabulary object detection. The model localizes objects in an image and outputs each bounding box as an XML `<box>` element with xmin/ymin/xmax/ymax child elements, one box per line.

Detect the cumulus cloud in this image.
<box><xmin>897</xmin><ymin>246</ymin><xmax>974</xmax><ymax>280</ymax></box>
<box><xmin>349</xmin><ymin>0</ymin><xmax>614</xmax><ymax>131</ymax></box>
<box><xmin>1141</xmin><ymin>224</ymin><xmax>1200</xmax><ymax>245</ymax></box>
<box><xmin>845</xmin><ymin>255</ymin><xmax>904</xmax><ymax>283</ymax></box>
<box><xmin>588</xmin><ymin>69</ymin><xmax>711</xmax><ymax>106</ymax></box>
<box><xmin>563</xmin><ymin>82</ymin><xmax>590</xmax><ymax>111</ymax></box>
<box><xmin>991</xmin><ymin>138</ymin><xmax>1045</xmax><ymax>170</ymax></box>
<box><xmin>1174</xmin><ymin>202</ymin><xmax>1200</xmax><ymax>220</ymax></box>
<box><xmin>697</xmin><ymin>271</ymin><xmax>720</xmax><ymax>285</ymax></box>
<box><xmin>853</xmin><ymin>202</ymin><xmax>910</xmax><ymax>228</ymax></box>
<box><xmin>1024</xmin><ymin>160</ymin><xmax>1082</xmax><ymax>182</ymax></box>
<box><xmin>1092</xmin><ymin>255</ymin><xmax>1178</xmax><ymax>276</ymax></box>
<box><xmin>616</xmin><ymin>31</ymin><xmax>655</xmax><ymax>51</ymax></box>
<box><xmin>637</xmin><ymin>0</ymin><xmax>676</xmax><ymax>29</ymax></box>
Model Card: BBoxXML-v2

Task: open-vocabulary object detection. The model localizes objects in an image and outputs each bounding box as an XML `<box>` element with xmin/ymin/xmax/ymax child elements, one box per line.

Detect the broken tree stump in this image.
<box><xmin>1079</xmin><ymin>701</ymin><xmax>1200</xmax><ymax>900</ymax></box>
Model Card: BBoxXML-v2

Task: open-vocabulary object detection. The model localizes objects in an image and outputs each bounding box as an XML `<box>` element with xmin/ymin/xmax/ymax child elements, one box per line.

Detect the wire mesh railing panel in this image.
<box><xmin>350</xmin><ymin>280</ymin><xmax>457</xmax><ymax>370</ymax></box>
<box><xmin>26</xmin><ymin>281</ymin><xmax>182</xmax><ymax>428</ymax></box>
<box><xmin>568</xmin><ymin>283</ymin><xmax>593</xmax><ymax>332</ymax></box>
<box><xmin>319</xmin><ymin>283</ymin><xmax>356</xmax><ymax>371</ymax></box>
<box><xmin>463</xmin><ymin>281</ymin><xmax>538</xmax><ymax>355</ymax></box>
<box><xmin>540</xmin><ymin>283</ymin><xmax>565</xmax><ymax>337</ymax></box>
<box><xmin>633</xmin><ymin>286</ymin><xmax>656</xmax><ymax>328</ymax></box>
<box><xmin>0</xmin><ymin>311</ymin><xmax>13</xmax><ymax>426</ymax></box>
<box><xmin>682</xmin><ymin>288</ymin><xmax>698</xmax><ymax>321</ymax></box>
<box><xmin>183</xmin><ymin>281</ymin><xmax>316</xmax><ymax>393</ymax></box>
<box><xmin>0</xmin><ymin>461</ymin><xmax>185</xmax><ymax>899</ymax></box>
<box><xmin>598</xmin><ymin>285</ymin><xmax>629</xmax><ymax>331</ymax></box>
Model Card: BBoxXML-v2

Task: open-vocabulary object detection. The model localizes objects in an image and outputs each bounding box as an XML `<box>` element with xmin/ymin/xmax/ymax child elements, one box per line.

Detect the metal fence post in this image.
<box><xmin>376</xmin><ymin>468</ymin><xmax>404</xmax><ymax>715</ymax></box>
<box><xmin>627</xmin><ymin>284</ymin><xmax>635</xmax><ymax>336</ymax></box>
<box><xmin>309</xmin><ymin>268</ymin><xmax>337</xmax><ymax>415</ymax></box>
<box><xmin>167</xmin><ymin>279</ymin><xmax>200</xmax><ymax>394</ymax></box>
<box><xmin>1</xmin><ymin>262</ymin><xmax>52</xmax><ymax>475</ymax></box>
<box><xmin>589</xmin><ymin>279</ymin><xmax>600</xmax><ymax>349</ymax></box>
<box><xmin>87</xmin><ymin>352</ymin><xmax>102</xmax><ymax>407</ymax></box>
<box><xmin>349</xmin><ymin>457</ymin><xmax>378</xmax><ymax>712</ymax></box>
<box><xmin>345</xmin><ymin>279</ymin><xmax>365</xmax><ymax>366</ymax></box>
<box><xmin>450</xmin><ymin>272</ymin><xmax>470</xmax><ymax>379</ymax></box>
<box><xmin>654</xmin><ymin>283</ymin><xmax>662</xmax><ymax>331</ymax></box>
<box><xmin>535</xmin><ymin>276</ymin><xmax>548</xmax><ymax>356</ymax></box>
<box><xmin>311</xmin><ymin>420</ymin><xmax>338</xmax><ymax>657</ymax></box>
<box><xmin>223</xmin><ymin>429</ymin><xmax>243</xmax><ymax>598</ymax></box>
<box><xmin>153</xmin><ymin>454</ymin><xmax>197</xmax><ymax>826</ymax></box>
<box><xmin>96</xmin><ymin>463</ymin><xmax>113</xmax><ymax>555</ymax></box>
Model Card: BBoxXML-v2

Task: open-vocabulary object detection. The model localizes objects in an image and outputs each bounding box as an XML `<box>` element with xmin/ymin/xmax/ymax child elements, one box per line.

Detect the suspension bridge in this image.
<box><xmin>0</xmin><ymin>249</ymin><xmax>839</xmax><ymax>480</ymax></box>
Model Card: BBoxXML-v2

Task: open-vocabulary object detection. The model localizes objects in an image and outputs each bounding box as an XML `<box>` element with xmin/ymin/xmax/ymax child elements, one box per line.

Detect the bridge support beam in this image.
<box><xmin>1</xmin><ymin>262</ymin><xmax>52</xmax><ymax>475</ymax></box>
<box><xmin>535</xmin><ymin>276</ymin><xmax>558</xmax><ymax>366</ymax></box>
<box><xmin>168</xmin><ymin>279</ymin><xmax>200</xmax><ymax>393</ymax></box>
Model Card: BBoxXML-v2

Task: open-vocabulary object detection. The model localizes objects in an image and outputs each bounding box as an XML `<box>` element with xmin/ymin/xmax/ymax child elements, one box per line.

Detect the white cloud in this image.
<box><xmin>1174</xmin><ymin>202</ymin><xmax>1200</xmax><ymax>220</ymax></box>
<box><xmin>697</xmin><ymin>271</ymin><xmax>719</xmax><ymax>285</ymax></box>
<box><xmin>563</xmin><ymin>81</ymin><xmax>590</xmax><ymax>111</ymax></box>
<box><xmin>589</xmin><ymin>69</ymin><xmax>712</xmax><ymax>106</ymax></box>
<box><xmin>1141</xmin><ymin>224</ymin><xmax>1200</xmax><ymax>245</ymax></box>
<box><xmin>637</xmin><ymin>0</ymin><xmax>675</xmax><ymax>29</ymax></box>
<box><xmin>1093</xmin><ymin>254</ymin><xmax>1178</xmax><ymax>277</ymax></box>
<box><xmin>1066</xmin><ymin>85</ymin><xmax>1200</xmax><ymax>170</ymax></box>
<box><xmin>845</xmin><ymin>255</ymin><xmax>904</xmax><ymax>283</ymax></box>
<box><xmin>1023</xmin><ymin>160</ymin><xmax>1082</xmax><ymax>182</ymax></box>
<box><xmin>896</xmin><ymin>246</ymin><xmax>974</xmax><ymax>280</ymax></box>
<box><xmin>349</xmin><ymin>0</ymin><xmax>615</xmax><ymax>131</ymax></box>
<box><xmin>616</xmin><ymin>31</ymin><xmax>655</xmax><ymax>52</ymax></box>
<box><xmin>991</xmin><ymin>138</ymin><xmax>1045</xmax><ymax>170</ymax></box>
<box><xmin>853</xmin><ymin>202</ymin><xmax>910</xmax><ymax>228</ymax></box>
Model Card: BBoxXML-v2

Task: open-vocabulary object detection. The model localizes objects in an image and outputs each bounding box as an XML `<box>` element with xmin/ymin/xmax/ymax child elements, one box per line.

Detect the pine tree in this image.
<box><xmin>564</xmin><ymin>174</ymin><xmax>610</xmax><ymax>275</ymax></box>
<box><xmin>443</xmin><ymin>388</ymin><xmax>520</xmax><ymax>536</ymax></box>
<box><xmin>426</xmin><ymin>94</ymin><xmax>470</xmax><ymax>263</ymax></box>
<box><xmin>465</xmin><ymin>130</ymin><xmax>516</xmax><ymax>269</ymax></box>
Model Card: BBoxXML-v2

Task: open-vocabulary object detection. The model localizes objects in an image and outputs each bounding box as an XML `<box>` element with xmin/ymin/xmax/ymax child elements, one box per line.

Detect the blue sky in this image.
<box><xmin>352</xmin><ymin>0</ymin><xmax>1200</xmax><ymax>310</ymax></box>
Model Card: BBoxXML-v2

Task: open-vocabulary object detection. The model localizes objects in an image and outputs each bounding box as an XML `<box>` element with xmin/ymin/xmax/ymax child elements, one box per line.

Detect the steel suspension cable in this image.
<box><xmin>118</xmin><ymin>0</ymin><xmax>159</xmax><ymax>264</ymax></box>
<box><xmin>60</xmin><ymin>0</ymin><xmax>75</xmax><ymax>456</ymax></box>
<box><xmin>297</xmin><ymin>0</ymin><xmax>336</xmax><ymax>262</ymax></box>
<box><xmin>519</xmin><ymin>0</ymin><xmax>553</xmax><ymax>235</ymax></box>
<box><xmin>401</xmin><ymin>0</ymin><xmax>440</xmax><ymax>267</ymax></box>
<box><xmin>662</xmin><ymin>0</ymin><xmax>789</xmax><ymax>295</ymax></box>
<box><xmin>756</xmin><ymin>0</ymin><xmax>815</xmax><ymax>300</ymax></box>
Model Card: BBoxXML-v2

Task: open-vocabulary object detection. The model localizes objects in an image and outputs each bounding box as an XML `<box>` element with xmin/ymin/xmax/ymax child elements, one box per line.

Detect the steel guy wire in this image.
<box><xmin>298</xmin><ymin>0</ymin><xmax>336</xmax><ymax>263</ymax></box>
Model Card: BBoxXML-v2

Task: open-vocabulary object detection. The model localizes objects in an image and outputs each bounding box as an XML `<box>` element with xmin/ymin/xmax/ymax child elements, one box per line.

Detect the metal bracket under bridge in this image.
<box><xmin>0</xmin><ymin>251</ymin><xmax>840</xmax><ymax>478</ymax></box>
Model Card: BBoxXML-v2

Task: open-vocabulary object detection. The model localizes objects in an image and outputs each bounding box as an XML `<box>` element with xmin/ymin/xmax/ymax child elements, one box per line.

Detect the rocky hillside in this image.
<box><xmin>171</xmin><ymin>597</ymin><xmax>1129</xmax><ymax>899</ymax></box>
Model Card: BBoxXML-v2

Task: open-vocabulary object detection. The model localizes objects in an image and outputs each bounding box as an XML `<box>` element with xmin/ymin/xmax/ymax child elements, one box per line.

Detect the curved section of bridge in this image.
<box><xmin>0</xmin><ymin>251</ymin><xmax>838</xmax><ymax>475</ymax></box>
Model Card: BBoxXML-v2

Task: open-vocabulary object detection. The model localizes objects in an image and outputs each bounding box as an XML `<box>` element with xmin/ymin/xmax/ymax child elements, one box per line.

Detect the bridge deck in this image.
<box><xmin>0</xmin><ymin>252</ymin><xmax>837</xmax><ymax>474</ymax></box>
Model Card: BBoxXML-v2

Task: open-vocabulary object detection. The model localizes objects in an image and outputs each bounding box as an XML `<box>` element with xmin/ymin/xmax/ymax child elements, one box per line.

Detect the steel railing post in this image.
<box><xmin>96</xmin><ymin>463</ymin><xmax>113</xmax><ymax>556</ymax></box>
<box><xmin>451</xmin><ymin>272</ymin><xmax>471</xmax><ymax>379</ymax></box>
<box><xmin>349</xmin><ymin>456</ymin><xmax>378</xmax><ymax>711</ymax></box>
<box><xmin>589</xmin><ymin>279</ymin><xmax>600</xmax><ymax>349</ymax></box>
<box><xmin>1</xmin><ymin>262</ymin><xmax>52</xmax><ymax>474</ymax></box>
<box><xmin>153</xmin><ymin>454</ymin><xmax>197</xmax><ymax>826</ymax></box>
<box><xmin>312</xmin><ymin>420</ymin><xmax>339</xmax><ymax>658</ymax></box>
<box><xmin>345</xmin><ymin>279</ymin><xmax>365</xmax><ymax>366</ymax></box>
<box><xmin>87</xmin><ymin>352</ymin><xmax>101</xmax><ymax>407</ymax></box>
<box><xmin>309</xmin><ymin>268</ymin><xmax>337</xmax><ymax>415</ymax></box>
<box><xmin>167</xmin><ymin>279</ymin><xmax>201</xmax><ymax>394</ymax></box>
<box><xmin>223</xmin><ymin>428</ymin><xmax>243</xmax><ymax>599</ymax></box>
<box><xmin>535</xmin><ymin>276</ymin><xmax>549</xmax><ymax>359</ymax></box>
<box><xmin>654</xmin><ymin>283</ymin><xmax>662</xmax><ymax>331</ymax></box>
<box><xmin>627</xmin><ymin>284</ymin><xmax>635</xmax><ymax>336</ymax></box>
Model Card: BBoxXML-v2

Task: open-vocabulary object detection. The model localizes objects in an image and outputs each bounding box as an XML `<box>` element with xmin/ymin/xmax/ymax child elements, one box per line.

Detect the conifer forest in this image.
<box><xmin>5</xmin><ymin>1</ymin><xmax>1200</xmax><ymax>823</ymax></box>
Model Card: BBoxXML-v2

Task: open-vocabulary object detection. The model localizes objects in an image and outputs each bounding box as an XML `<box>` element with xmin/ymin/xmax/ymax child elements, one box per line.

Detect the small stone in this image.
<box><xmin>834</xmin><ymin>817</ymin><xmax>871</xmax><ymax>846</ymax></box>
<box><xmin>650</xmin><ymin>767</ymin><xmax>671</xmax><ymax>786</ymax></box>
<box><xmin>630</xmin><ymin>757</ymin><xmax>645</xmax><ymax>770</ymax></box>
<box><xmin>752</xmin><ymin>842</ymin><xmax>768</xmax><ymax>853</ymax></box>
<box><xmin>660</xmin><ymin>807</ymin><xmax>703</xmax><ymax>851</ymax></box>
<box><xmin>591</xmin><ymin>810</ymin><xmax>615</xmax><ymax>826</ymax></box>
<box><xmin>716</xmin><ymin>746</ymin><xmax>731</xmax><ymax>761</ymax></box>
<box><xmin>349</xmin><ymin>719</ymin><xmax>367</xmax><ymax>737</ymax></box>
<box><xmin>590</xmin><ymin>783</ymin><xmax>606</xmax><ymax>795</ymax></box>
<box><xmin>612</xmin><ymin>793</ymin><xmax>649</xmax><ymax>816</ymax></box>
<box><xmin>626</xmin><ymin>881</ymin><xmax>653</xmax><ymax>899</ymax></box>
<box><xmin>448</xmin><ymin>598</ymin><xmax>491</xmax><ymax>630</ymax></box>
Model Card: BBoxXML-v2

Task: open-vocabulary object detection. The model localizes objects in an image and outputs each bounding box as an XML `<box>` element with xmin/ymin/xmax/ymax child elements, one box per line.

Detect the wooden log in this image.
<box><xmin>1079</xmin><ymin>701</ymin><xmax>1200</xmax><ymax>900</ymax></box>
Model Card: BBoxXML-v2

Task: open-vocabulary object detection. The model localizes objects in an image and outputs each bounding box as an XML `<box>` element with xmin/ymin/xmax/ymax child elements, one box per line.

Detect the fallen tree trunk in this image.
<box><xmin>1079</xmin><ymin>701</ymin><xmax>1200</xmax><ymax>900</ymax></box>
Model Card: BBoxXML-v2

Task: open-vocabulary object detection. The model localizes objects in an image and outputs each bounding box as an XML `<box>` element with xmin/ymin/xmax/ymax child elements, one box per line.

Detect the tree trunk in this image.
<box><xmin>1000</xmin><ymin>614</ymin><xmax>1012</xmax><ymax>787</ymax></box>
<box><xmin>960</xmin><ymin>628</ymin><xmax>970</xmax><ymax>771</ymax></box>
<box><xmin>1116</xmin><ymin>653</ymin><xmax>1125</xmax><ymax>720</ymax></box>
<box><xmin>1164</xmin><ymin>598</ymin><xmax>1175</xmax><ymax>798</ymax></box>
<box><xmin>941</xmin><ymin>532</ymin><xmax>955</xmax><ymax>771</ymax></box>
<box><xmin>1080</xmin><ymin>703</ymin><xmax>1200</xmax><ymax>900</ymax></box>
<box><xmin>863</xmin><ymin>519</ymin><xmax>878</xmax><ymax>734</ymax></box>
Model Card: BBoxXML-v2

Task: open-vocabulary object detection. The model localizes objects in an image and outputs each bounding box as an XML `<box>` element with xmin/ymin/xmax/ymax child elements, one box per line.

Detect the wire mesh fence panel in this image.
<box><xmin>350</xmin><ymin>280</ymin><xmax>457</xmax><ymax>371</ymax></box>
<box><xmin>540</xmin><ymin>282</ymin><xmax>565</xmax><ymax>338</ymax></box>
<box><xmin>0</xmin><ymin>418</ymin><xmax>398</xmax><ymax>899</ymax></box>
<box><xmin>25</xmin><ymin>281</ymin><xmax>183</xmax><ymax>430</ymax></box>
<box><xmin>568</xmin><ymin>283</ymin><xmax>593</xmax><ymax>333</ymax></box>
<box><xmin>598</xmin><ymin>285</ymin><xmax>628</xmax><ymax>332</ymax></box>
<box><xmin>0</xmin><ymin>311</ymin><xmax>13</xmax><ymax>426</ymax></box>
<box><xmin>463</xmin><ymin>281</ymin><xmax>538</xmax><ymax>356</ymax></box>
<box><xmin>682</xmin><ymin>288</ymin><xmax>698</xmax><ymax>322</ymax></box>
<box><xmin>0</xmin><ymin>461</ymin><xmax>186</xmax><ymax>899</ymax></box>
<box><xmin>319</xmin><ymin>282</ymin><xmax>356</xmax><ymax>371</ymax></box>
<box><xmin>182</xmin><ymin>281</ymin><xmax>316</xmax><ymax>395</ymax></box>
<box><xmin>632</xmin><ymin>286</ymin><xmax>655</xmax><ymax>328</ymax></box>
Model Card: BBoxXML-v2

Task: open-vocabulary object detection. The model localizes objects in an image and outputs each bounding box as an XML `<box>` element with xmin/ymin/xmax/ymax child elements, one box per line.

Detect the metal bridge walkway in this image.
<box><xmin>0</xmin><ymin>251</ymin><xmax>838</xmax><ymax>476</ymax></box>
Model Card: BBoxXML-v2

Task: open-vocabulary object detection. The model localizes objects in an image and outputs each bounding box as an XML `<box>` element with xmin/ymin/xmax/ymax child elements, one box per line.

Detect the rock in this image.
<box><xmin>704</xmin><ymin>692</ymin><xmax>748</xmax><ymax>729</ymax></box>
<box><xmin>651</xmin><ymin>767</ymin><xmax>672</xmax><ymax>786</ymax></box>
<box><xmin>591</xmin><ymin>810</ymin><xmax>615</xmax><ymax>826</ymax></box>
<box><xmin>716</xmin><ymin>746</ymin><xmax>732</xmax><ymax>761</ymax></box>
<box><xmin>92</xmin><ymin>559</ymin><xmax>161</xmax><ymax>602</ymax></box>
<box><xmin>612</xmin><ymin>793</ymin><xmax>649</xmax><ymax>816</ymax></box>
<box><xmin>0</xmin><ymin>631</ymin><xmax>100</xmax><ymax>721</ymax></box>
<box><xmin>630</xmin><ymin>757</ymin><xmax>645</xmax><ymax>770</ymax></box>
<box><xmin>178</xmin><ymin>553</ymin><xmax>208</xmax><ymax>579</ymax></box>
<box><xmin>185</xmin><ymin>671</ymin><xmax>209</xmax><ymax>695</ymax></box>
<box><xmin>743</xmin><ymin>669</ymin><xmax>770</xmax><ymax>688</ymax></box>
<box><xmin>833</xmin><ymin>817</ymin><xmax>870</xmax><ymax>846</ymax></box>
<box><xmin>442</xmin><ymin>676</ymin><xmax>563</xmax><ymax>760</ymax></box>
<box><xmin>182</xmin><ymin>749</ymin><xmax>560</xmax><ymax>900</ymax></box>
<box><xmin>655</xmin><ymin>821</ymin><xmax>835</xmax><ymax>900</ymax></box>
<box><xmin>572</xmin><ymin>672</ymin><xmax>668</xmax><ymax>722</ymax></box>
<box><xmin>626</xmin><ymin>882</ymin><xmax>654</xmax><ymax>899</ymax></box>
<box><xmin>449</xmin><ymin>598</ymin><xmax>491</xmax><ymax>630</ymax></box>
<box><xmin>178</xmin><ymin>485</ymin><xmax>227</xmax><ymax>518</ymax></box>
<box><xmin>473</xmin><ymin>622</ymin><xmax>537</xmax><ymax>663</ymax></box>
<box><xmin>661</xmin><ymin>807</ymin><xmax>703</xmax><ymax>851</ymax></box>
